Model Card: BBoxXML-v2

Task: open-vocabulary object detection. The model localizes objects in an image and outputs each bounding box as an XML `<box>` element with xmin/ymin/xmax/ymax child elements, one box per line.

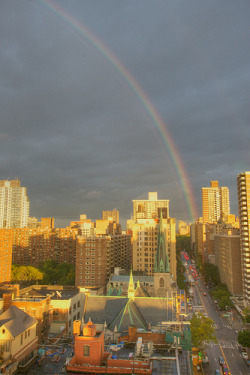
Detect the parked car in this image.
<box><xmin>242</xmin><ymin>351</ymin><xmax>248</xmax><ymax>359</ymax></box>
<box><xmin>203</xmin><ymin>292</ymin><xmax>207</xmax><ymax>296</ymax></box>
<box><xmin>215</xmin><ymin>370</ymin><xmax>221</xmax><ymax>375</ymax></box>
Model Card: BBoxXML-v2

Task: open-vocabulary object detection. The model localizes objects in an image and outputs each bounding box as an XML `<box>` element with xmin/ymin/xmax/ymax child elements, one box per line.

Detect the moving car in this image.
<box><xmin>222</xmin><ymin>364</ymin><xmax>231</xmax><ymax>375</ymax></box>
<box><xmin>219</xmin><ymin>356</ymin><xmax>225</xmax><ymax>365</ymax></box>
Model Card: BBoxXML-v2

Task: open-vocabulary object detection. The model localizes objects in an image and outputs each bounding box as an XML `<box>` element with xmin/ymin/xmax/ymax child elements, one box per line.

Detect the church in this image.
<box><xmin>82</xmin><ymin>211</ymin><xmax>179</xmax><ymax>336</ymax></box>
<box><xmin>107</xmin><ymin>210</ymin><xmax>176</xmax><ymax>298</ymax></box>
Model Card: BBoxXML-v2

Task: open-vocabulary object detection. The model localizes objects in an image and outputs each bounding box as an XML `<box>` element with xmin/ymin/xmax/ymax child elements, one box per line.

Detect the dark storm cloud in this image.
<box><xmin>0</xmin><ymin>0</ymin><xmax>249</xmax><ymax>225</ymax></box>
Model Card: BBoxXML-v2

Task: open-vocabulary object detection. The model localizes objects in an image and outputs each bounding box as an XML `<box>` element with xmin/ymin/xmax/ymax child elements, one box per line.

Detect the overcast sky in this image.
<box><xmin>1</xmin><ymin>0</ymin><xmax>249</xmax><ymax>227</ymax></box>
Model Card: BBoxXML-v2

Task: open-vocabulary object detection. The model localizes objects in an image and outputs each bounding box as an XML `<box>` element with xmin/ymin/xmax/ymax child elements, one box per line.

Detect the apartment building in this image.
<box><xmin>237</xmin><ymin>172</ymin><xmax>250</xmax><ymax>306</ymax></box>
<box><xmin>1</xmin><ymin>227</ymin><xmax>79</xmax><ymax>267</ymax></box>
<box><xmin>202</xmin><ymin>180</ymin><xmax>230</xmax><ymax>224</ymax></box>
<box><xmin>214</xmin><ymin>229</ymin><xmax>242</xmax><ymax>295</ymax></box>
<box><xmin>0</xmin><ymin>180</ymin><xmax>30</xmax><ymax>228</ymax></box>
<box><xmin>75</xmin><ymin>234</ymin><xmax>132</xmax><ymax>289</ymax></box>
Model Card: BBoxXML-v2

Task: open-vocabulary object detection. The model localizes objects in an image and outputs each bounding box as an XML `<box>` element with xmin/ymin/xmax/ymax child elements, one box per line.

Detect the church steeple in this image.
<box><xmin>128</xmin><ymin>269</ymin><xmax>135</xmax><ymax>299</ymax></box>
<box><xmin>154</xmin><ymin>210</ymin><xmax>170</xmax><ymax>273</ymax></box>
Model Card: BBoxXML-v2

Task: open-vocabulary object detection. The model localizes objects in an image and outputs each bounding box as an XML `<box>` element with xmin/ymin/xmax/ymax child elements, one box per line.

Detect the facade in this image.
<box><xmin>17</xmin><ymin>285</ymin><xmax>85</xmax><ymax>336</ymax></box>
<box><xmin>96</xmin><ymin>219</ymin><xmax>121</xmax><ymax>235</ymax></box>
<box><xmin>133</xmin><ymin>192</ymin><xmax>169</xmax><ymax>221</ymax></box>
<box><xmin>75</xmin><ymin>236</ymin><xmax>107</xmax><ymax>289</ymax></box>
<box><xmin>214</xmin><ymin>229</ymin><xmax>242</xmax><ymax>295</ymax></box>
<box><xmin>190</xmin><ymin>219</ymin><xmax>206</xmax><ymax>262</ymax></box>
<box><xmin>102</xmin><ymin>209</ymin><xmax>119</xmax><ymax>223</ymax></box>
<box><xmin>11</xmin><ymin>291</ymin><xmax>52</xmax><ymax>344</ymax></box>
<box><xmin>202</xmin><ymin>180</ymin><xmax>230</xmax><ymax>224</ymax></box>
<box><xmin>75</xmin><ymin>234</ymin><xmax>132</xmax><ymax>289</ymax></box>
<box><xmin>2</xmin><ymin>227</ymin><xmax>79</xmax><ymax>267</ymax></box>
<box><xmin>128</xmin><ymin>192</ymin><xmax>176</xmax><ymax>280</ymax></box>
<box><xmin>178</xmin><ymin>221</ymin><xmax>190</xmax><ymax>235</ymax></box>
<box><xmin>0</xmin><ymin>229</ymin><xmax>12</xmax><ymax>283</ymax></box>
<box><xmin>0</xmin><ymin>305</ymin><xmax>38</xmax><ymax>374</ymax></box>
<box><xmin>237</xmin><ymin>172</ymin><xmax>250</xmax><ymax>306</ymax></box>
<box><xmin>0</xmin><ymin>180</ymin><xmax>30</xmax><ymax>228</ymax></box>
<box><xmin>129</xmin><ymin>219</ymin><xmax>176</xmax><ymax>278</ymax></box>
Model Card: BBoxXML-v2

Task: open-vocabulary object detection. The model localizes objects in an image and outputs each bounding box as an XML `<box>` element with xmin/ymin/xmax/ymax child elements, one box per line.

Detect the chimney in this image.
<box><xmin>14</xmin><ymin>284</ymin><xmax>20</xmax><ymax>297</ymax></box>
<box><xmin>73</xmin><ymin>320</ymin><xmax>81</xmax><ymax>336</ymax></box>
<box><xmin>3</xmin><ymin>293</ymin><xmax>12</xmax><ymax>312</ymax></box>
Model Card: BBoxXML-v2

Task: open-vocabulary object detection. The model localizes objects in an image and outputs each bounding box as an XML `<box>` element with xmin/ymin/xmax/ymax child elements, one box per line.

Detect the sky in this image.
<box><xmin>1</xmin><ymin>0</ymin><xmax>250</xmax><ymax>228</ymax></box>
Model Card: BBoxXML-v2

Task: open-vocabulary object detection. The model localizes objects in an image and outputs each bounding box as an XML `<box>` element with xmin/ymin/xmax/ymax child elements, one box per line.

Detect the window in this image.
<box><xmin>159</xmin><ymin>278</ymin><xmax>165</xmax><ymax>287</ymax></box>
<box><xmin>84</xmin><ymin>345</ymin><xmax>90</xmax><ymax>356</ymax></box>
<box><xmin>20</xmin><ymin>334</ymin><xmax>23</xmax><ymax>345</ymax></box>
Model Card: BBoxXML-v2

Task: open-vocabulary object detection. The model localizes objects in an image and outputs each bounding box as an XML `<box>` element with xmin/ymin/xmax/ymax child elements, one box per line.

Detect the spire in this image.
<box><xmin>154</xmin><ymin>209</ymin><xmax>170</xmax><ymax>273</ymax></box>
<box><xmin>107</xmin><ymin>284</ymin><xmax>113</xmax><ymax>296</ymax></box>
<box><xmin>128</xmin><ymin>269</ymin><xmax>135</xmax><ymax>299</ymax></box>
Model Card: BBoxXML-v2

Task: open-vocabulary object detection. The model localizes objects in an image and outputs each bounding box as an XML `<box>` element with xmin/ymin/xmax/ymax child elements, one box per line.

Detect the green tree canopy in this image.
<box><xmin>176</xmin><ymin>234</ymin><xmax>191</xmax><ymax>254</ymax></box>
<box><xmin>238</xmin><ymin>329</ymin><xmax>250</xmax><ymax>348</ymax></box>
<box><xmin>190</xmin><ymin>312</ymin><xmax>217</xmax><ymax>349</ymax></box>
<box><xmin>202</xmin><ymin>262</ymin><xmax>221</xmax><ymax>285</ymax></box>
<box><xmin>11</xmin><ymin>265</ymin><xmax>43</xmax><ymax>283</ymax></box>
<box><xmin>39</xmin><ymin>260</ymin><xmax>75</xmax><ymax>285</ymax></box>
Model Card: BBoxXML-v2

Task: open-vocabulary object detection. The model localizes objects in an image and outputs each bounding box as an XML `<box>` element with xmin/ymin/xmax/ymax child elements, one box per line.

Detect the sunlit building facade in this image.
<box><xmin>237</xmin><ymin>172</ymin><xmax>250</xmax><ymax>306</ymax></box>
<box><xmin>128</xmin><ymin>192</ymin><xmax>176</xmax><ymax>280</ymax></box>
<box><xmin>202</xmin><ymin>180</ymin><xmax>230</xmax><ymax>224</ymax></box>
<box><xmin>0</xmin><ymin>180</ymin><xmax>30</xmax><ymax>228</ymax></box>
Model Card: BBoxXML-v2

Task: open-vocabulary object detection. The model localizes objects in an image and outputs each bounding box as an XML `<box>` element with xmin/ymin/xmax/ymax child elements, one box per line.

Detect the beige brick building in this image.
<box><xmin>128</xmin><ymin>192</ymin><xmax>176</xmax><ymax>280</ymax></box>
<box><xmin>214</xmin><ymin>229</ymin><xmax>242</xmax><ymax>295</ymax></box>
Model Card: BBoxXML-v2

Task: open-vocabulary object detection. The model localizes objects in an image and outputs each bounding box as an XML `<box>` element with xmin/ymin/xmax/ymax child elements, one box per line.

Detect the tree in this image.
<box><xmin>238</xmin><ymin>330</ymin><xmax>250</xmax><ymax>348</ymax></box>
<box><xmin>11</xmin><ymin>265</ymin><xmax>43</xmax><ymax>283</ymax></box>
<box><xmin>190</xmin><ymin>313</ymin><xmax>217</xmax><ymax>349</ymax></box>
<box><xmin>176</xmin><ymin>234</ymin><xmax>191</xmax><ymax>254</ymax></box>
<box><xmin>202</xmin><ymin>262</ymin><xmax>221</xmax><ymax>285</ymax></box>
<box><xmin>39</xmin><ymin>260</ymin><xmax>75</xmax><ymax>285</ymax></box>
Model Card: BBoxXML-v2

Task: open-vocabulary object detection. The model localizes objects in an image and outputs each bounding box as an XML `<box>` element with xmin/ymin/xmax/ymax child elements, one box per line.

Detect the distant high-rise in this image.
<box><xmin>0</xmin><ymin>180</ymin><xmax>30</xmax><ymax>228</ymax></box>
<box><xmin>133</xmin><ymin>192</ymin><xmax>169</xmax><ymax>221</ymax></box>
<box><xmin>102</xmin><ymin>209</ymin><xmax>119</xmax><ymax>224</ymax></box>
<box><xmin>237</xmin><ymin>172</ymin><xmax>250</xmax><ymax>306</ymax></box>
<box><xmin>202</xmin><ymin>181</ymin><xmax>230</xmax><ymax>223</ymax></box>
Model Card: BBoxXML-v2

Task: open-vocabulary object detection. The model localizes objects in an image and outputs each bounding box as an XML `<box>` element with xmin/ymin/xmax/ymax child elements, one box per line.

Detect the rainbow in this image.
<box><xmin>37</xmin><ymin>0</ymin><xmax>198</xmax><ymax>222</ymax></box>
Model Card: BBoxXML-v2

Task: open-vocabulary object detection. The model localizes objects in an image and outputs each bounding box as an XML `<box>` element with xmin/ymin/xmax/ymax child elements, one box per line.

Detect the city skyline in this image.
<box><xmin>0</xmin><ymin>1</ymin><xmax>249</xmax><ymax>227</ymax></box>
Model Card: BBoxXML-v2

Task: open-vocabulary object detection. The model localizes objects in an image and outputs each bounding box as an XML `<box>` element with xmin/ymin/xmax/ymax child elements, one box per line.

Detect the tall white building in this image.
<box><xmin>237</xmin><ymin>172</ymin><xmax>250</xmax><ymax>306</ymax></box>
<box><xmin>0</xmin><ymin>180</ymin><xmax>30</xmax><ymax>228</ymax></box>
<box><xmin>202</xmin><ymin>181</ymin><xmax>230</xmax><ymax>223</ymax></box>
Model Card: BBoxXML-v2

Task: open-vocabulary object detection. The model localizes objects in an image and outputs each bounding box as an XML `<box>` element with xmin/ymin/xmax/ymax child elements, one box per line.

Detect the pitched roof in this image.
<box><xmin>84</xmin><ymin>296</ymin><xmax>128</xmax><ymax>326</ymax></box>
<box><xmin>83</xmin><ymin>295</ymin><xmax>176</xmax><ymax>332</ymax></box>
<box><xmin>108</xmin><ymin>299</ymin><xmax>148</xmax><ymax>332</ymax></box>
<box><xmin>0</xmin><ymin>305</ymin><xmax>37</xmax><ymax>338</ymax></box>
<box><xmin>135</xmin><ymin>297</ymin><xmax>175</xmax><ymax>325</ymax></box>
<box><xmin>134</xmin><ymin>283</ymin><xmax>150</xmax><ymax>298</ymax></box>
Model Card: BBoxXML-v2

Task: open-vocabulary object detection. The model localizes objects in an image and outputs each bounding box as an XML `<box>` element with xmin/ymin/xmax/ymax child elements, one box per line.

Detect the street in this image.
<box><xmin>187</xmin><ymin>267</ymin><xmax>250</xmax><ymax>375</ymax></box>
